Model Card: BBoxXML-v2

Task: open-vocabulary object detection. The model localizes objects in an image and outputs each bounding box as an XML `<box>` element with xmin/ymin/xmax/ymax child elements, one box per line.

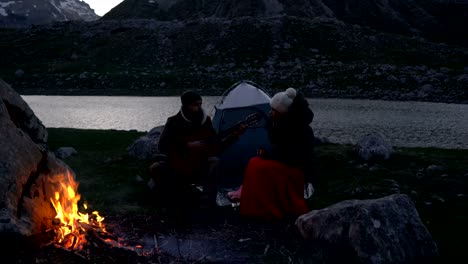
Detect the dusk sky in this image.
<box><xmin>83</xmin><ymin>0</ymin><xmax>124</xmax><ymax>16</ymax></box>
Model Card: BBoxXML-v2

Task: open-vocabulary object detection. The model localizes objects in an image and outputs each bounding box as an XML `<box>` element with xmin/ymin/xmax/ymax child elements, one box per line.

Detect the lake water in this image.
<box><xmin>22</xmin><ymin>96</ymin><xmax>468</xmax><ymax>149</ymax></box>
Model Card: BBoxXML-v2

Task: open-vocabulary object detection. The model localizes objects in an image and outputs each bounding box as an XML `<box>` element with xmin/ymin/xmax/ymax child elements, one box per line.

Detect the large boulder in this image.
<box><xmin>0</xmin><ymin>79</ymin><xmax>76</xmax><ymax>236</ymax></box>
<box><xmin>0</xmin><ymin>94</ymin><xmax>43</xmax><ymax>234</ymax></box>
<box><xmin>0</xmin><ymin>79</ymin><xmax>48</xmax><ymax>149</ymax></box>
<box><xmin>127</xmin><ymin>126</ymin><xmax>164</xmax><ymax>160</ymax></box>
<box><xmin>356</xmin><ymin>133</ymin><xmax>393</xmax><ymax>161</ymax></box>
<box><xmin>296</xmin><ymin>194</ymin><xmax>439</xmax><ymax>264</ymax></box>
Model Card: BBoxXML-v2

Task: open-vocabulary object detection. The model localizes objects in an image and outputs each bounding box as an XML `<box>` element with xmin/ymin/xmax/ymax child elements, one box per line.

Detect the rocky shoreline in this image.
<box><xmin>13</xmin><ymin>61</ymin><xmax>468</xmax><ymax>104</ymax></box>
<box><xmin>14</xmin><ymin>60</ymin><xmax>468</xmax><ymax>104</ymax></box>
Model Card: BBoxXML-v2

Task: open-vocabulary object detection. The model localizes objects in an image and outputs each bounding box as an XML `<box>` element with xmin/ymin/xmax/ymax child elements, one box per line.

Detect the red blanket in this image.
<box><xmin>240</xmin><ymin>157</ymin><xmax>308</xmax><ymax>220</ymax></box>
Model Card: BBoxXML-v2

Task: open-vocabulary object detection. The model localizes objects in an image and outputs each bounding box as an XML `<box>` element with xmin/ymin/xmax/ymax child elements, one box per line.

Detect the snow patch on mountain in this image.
<box><xmin>49</xmin><ymin>0</ymin><xmax>67</xmax><ymax>20</ymax></box>
<box><xmin>0</xmin><ymin>1</ymin><xmax>15</xmax><ymax>17</ymax></box>
<box><xmin>262</xmin><ymin>0</ymin><xmax>284</xmax><ymax>15</ymax></box>
<box><xmin>60</xmin><ymin>0</ymin><xmax>97</xmax><ymax>20</ymax></box>
<box><xmin>0</xmin><ymin>1</ymin><xmax>15</xmax><ymax>7</ymax></box>
<box><xmin>0</xmin><ymin>0</ymin><xmax>98</xmax><ymax>26</ymax></box>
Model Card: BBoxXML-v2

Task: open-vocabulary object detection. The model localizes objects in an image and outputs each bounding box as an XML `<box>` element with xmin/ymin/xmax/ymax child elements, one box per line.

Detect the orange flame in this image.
<box><xmin>49</xmin><ymin>170</ymin><xmax>106</xmax><ymax>250</ymax></box>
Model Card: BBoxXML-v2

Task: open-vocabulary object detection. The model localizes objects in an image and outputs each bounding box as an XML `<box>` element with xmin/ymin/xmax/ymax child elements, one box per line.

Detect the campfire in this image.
<box><xmin>47</xmin><ymin>170</ymin><xmax>106</xmax><ymax>250</ymax></box>
<box><xmin>46</xmin><ymin>169</ymin><xmax>142</xmax><ymax>254</ymax></box>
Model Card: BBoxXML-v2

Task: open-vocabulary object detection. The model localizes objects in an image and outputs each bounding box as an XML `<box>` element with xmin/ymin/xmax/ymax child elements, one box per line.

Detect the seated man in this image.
<box><xmin>152</xmin><ymin>91</ymin><xmax>244</xmax><ymax>209</ymax></box>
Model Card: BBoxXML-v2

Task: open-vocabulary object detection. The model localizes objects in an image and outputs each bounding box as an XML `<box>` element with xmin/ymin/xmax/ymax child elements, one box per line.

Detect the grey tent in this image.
<box><xmin>212</xmin><ymin>81</ymin><xmax>272</xmax><ymax>187</ymax></box>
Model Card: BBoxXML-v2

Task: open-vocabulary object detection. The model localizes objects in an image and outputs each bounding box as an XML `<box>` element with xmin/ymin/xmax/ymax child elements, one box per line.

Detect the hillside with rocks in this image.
<box><xmin>1</xmin><ymin>17</ymin><xmax>467</xmax><ymax>103</ymax></box>
<box><xmin>322</xmin><ymin>0</ymin><xmax>468</xmax><ymax>45</ymax></box>
<box><xmin>0</xmin><ymin>0</ymin><xmax>99</xmax><ymax>27</ymax></box>
<box><xmin>0</xmin><ymin>1</ymin><xmax>467</xmax><ymax>102</ymax></box>
<box><xmin>104</xmin><ymin>0</ymin><xmax>335</xmax><ymax>20</ymax></box>
<box><xmin>104</xmin><ymin>0</ymin><xmax>468</xmax><ymax>46</ymax></box>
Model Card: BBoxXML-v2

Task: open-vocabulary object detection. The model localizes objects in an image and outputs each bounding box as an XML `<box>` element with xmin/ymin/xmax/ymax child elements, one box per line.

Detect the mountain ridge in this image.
<box><xmin>0</xmin><ymin>0</ymin><xmax>99</xmax><ymax>26</ymax></box>
<box><xmin>103</xmin><ymin>0</ymin><xmax>468</xmax><ymax>46</ymax></box>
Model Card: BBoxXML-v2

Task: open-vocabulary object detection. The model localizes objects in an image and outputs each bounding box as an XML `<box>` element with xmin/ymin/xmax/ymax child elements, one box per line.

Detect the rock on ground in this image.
<box><xmin>54</xmin><ymin>147</ymin><xmax>78</xmax><ymax>159</ymax></box>
<box><xmin>356</xmin><ymin>133</ymin><xmax>393</xmax><ymax>161</ymax></box>
<box><xmin>296</xmin><ymin>194</ymin><xmax>439</xmax><ymax>264</ymax></box>
<box><xmin>127</xmin><ymin>126</ymin><xmax>164</xmax><ymax>160</ymax></box>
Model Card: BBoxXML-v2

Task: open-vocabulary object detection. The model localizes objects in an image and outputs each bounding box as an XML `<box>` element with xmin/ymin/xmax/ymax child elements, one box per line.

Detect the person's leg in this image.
<box><xmin>149</xmin><ymin>161</ymin><xmax>174</xmax><ymax>206</ymax></box>
<box><xmin>160</xmin><ymin>167</ymin><xmax>194</xmax><ymax>224</ymax></box>
<box><xmin>240</xmin><ymin>157</ymin><xmax>308</xmax><ymax>220</ymax></box>
<box><xmin>199</xmin><ymin>157</ymin><xmax>219</xmax><ymax>208</ymax></box>
<box><xmin>148</xmin><ymin>161</ymin><xmax>164</xmax><ymax>190</ymax></box>
<box><xmin>240</xmin><ymin>157</ymin><xmax>283</xmax><ymax>220</ymax></box>
<box><xmin>150</xmin><ymin>161</ymin><xmax>189</xmax><ymax>209</ymax></box>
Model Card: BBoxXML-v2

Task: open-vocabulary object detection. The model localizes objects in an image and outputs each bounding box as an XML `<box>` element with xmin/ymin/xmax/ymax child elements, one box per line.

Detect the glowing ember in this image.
<box><xmin>49</xmin><ymin>170</ymin><xmax>106</xmax><ymax>250</ymax></box>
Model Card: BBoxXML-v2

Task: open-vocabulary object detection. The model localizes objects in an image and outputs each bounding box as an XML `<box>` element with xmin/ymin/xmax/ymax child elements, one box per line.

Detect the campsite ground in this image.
<box><xmin>8</xmin><ymin>128</ymin><xmax>467</xmax><ymax>263</ymax></box>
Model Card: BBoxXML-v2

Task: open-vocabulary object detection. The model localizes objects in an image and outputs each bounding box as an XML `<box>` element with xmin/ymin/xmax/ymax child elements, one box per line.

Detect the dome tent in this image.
<box><xmin>212</xmin><ymin>81</ymin><xmax>272</xmax><ymax>187</ymax></box>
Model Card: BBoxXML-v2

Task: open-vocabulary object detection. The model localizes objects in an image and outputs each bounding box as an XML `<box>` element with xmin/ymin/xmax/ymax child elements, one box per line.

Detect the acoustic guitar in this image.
<box><xmin>169</xmin><ymin>112</ymin><xmax>262</xmax><ymax>177</ymax></box>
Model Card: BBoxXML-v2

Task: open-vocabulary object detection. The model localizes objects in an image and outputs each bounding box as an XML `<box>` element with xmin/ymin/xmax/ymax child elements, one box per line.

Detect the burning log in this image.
<box><xmin>42</xmin><ymin>170</ymin><xmax>146</xmax><ymax>256</ymax></box>
<box><xmin>46</xmin><ymin>206</ymin><xmax>147</xmax><ymax>256</ymax></box>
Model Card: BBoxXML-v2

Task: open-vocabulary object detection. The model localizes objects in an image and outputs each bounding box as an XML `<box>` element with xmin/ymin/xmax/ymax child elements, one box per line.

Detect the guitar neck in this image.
<box><xmin>219</xmin><ymin>121</ymin><xmax>244</xmax><ymax>138</ymax></box>
<box><xmin>219</xmin><ymin>113</ymin><xmax>259</xmax><ymax>139</ymax></box>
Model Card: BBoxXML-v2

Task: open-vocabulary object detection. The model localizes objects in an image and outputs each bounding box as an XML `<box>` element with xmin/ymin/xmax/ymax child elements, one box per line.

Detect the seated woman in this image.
<box><xmin>238</xmin><ymin>87</ymin><xmax>314</xmax><ymax>221</ymax></box>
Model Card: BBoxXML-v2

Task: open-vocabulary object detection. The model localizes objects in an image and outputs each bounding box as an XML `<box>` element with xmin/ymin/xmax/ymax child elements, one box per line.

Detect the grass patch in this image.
<box><xmin>47</xmin><ymin>128</ymin><xmax>468</xmax><ymax>262</ymax></box>
<box><xmin>309</xmin><ymin>144</ymin><xmax>468</xmax><ymax>263</ymax></box>
<box><xmin>47</xmin><ymin>128</ymin><xmax>152</xmax><ymax>213</ymax></box>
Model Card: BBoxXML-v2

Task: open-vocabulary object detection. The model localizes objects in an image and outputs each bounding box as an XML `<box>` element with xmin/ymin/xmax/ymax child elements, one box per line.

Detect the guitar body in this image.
<box><xmin>168</xmin><ymin>133</ymin><xmax>218</xmax><ymax>178</ymax></box>
<box><xmin>167</xmin><ymin>112</ymin><xmax>261</xmax><ymax>178</ymax></box>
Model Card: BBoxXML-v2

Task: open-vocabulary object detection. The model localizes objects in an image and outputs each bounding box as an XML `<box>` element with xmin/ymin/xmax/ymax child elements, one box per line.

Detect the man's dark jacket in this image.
<box><xmin>158</xmin><ymin>109</ymin><xmax>217</xmax><ymax>157</ymax></box>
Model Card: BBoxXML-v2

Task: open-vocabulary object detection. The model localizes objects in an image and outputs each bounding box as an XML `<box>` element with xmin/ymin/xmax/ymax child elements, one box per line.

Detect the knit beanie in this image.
<box><xmin>270</xmin><ymin>88</ymin><xmax>297</xmax><ymax>113</ymax></box>
<box><xmin>181</xmin><ymin>91</ymin><xmax>202</xmax><ymax>106</ymax></box>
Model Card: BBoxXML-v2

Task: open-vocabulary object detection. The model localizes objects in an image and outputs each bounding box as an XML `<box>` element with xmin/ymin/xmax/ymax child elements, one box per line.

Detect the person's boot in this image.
<box><xmin>199</xmin><ymin>192</ymin><xmax>216</xmax><ymax>209</ymax></box>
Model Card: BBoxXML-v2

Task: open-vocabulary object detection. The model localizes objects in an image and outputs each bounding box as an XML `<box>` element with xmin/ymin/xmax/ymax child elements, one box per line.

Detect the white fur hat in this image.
<box><xmin>270</xmin><ymin>87</ymin><xmax>297</xmax><ymax>113</ymax></box>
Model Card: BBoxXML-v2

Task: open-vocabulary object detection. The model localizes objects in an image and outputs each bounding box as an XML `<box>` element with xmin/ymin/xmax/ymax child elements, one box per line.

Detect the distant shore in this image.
<box><xmin>16</xmin><ymin>88</ymin><xmax>468</xmax><ymax>105</ymax></box>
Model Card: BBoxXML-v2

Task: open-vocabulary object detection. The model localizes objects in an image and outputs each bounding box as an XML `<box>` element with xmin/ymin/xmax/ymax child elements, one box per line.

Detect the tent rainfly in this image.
<box><xmin>212</xmin><ymin>81</ymin><xmax>272</xmax><ymax>187</ymax></box>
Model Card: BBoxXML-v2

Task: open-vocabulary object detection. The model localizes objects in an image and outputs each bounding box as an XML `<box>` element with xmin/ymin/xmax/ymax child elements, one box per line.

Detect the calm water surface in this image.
<box><xmin>22</xmin><ymin>96</ymin><xmax>468</xmax><ymax>149</ymax></box>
